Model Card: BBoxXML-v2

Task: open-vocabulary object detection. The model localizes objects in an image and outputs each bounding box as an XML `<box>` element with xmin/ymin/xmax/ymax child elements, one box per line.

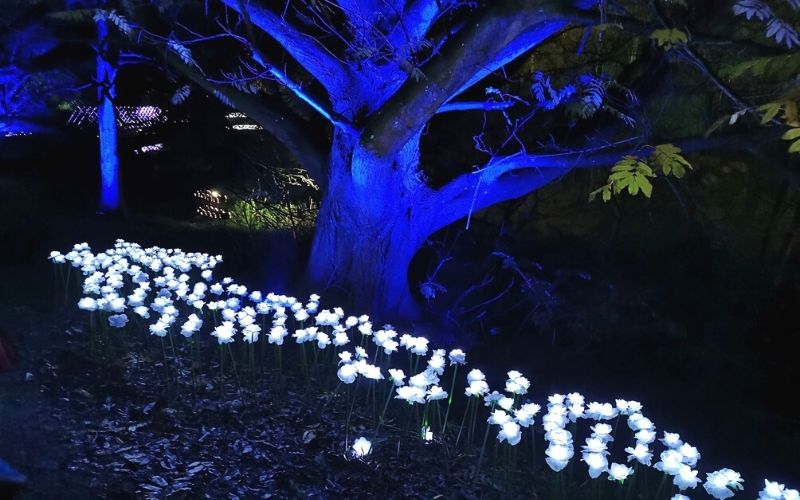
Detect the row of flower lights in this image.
<box><xmin>230</xmin><ymin>123</ymin><xmax>262</xmax><ymax>131</ymax></box>
<box><xmin>47</xmin><ymin>240</ymin><xmax>798</xmax><ymax>500</ymax></box>
<box><xmin>193</xmin><ymin>189</ymin><xmax>229</xmax><ymax>220</ymax></box>
<box><xmin>225</xmin><ymin>111</ymin><xmax>262</xmax><ymax>131</ymax></box>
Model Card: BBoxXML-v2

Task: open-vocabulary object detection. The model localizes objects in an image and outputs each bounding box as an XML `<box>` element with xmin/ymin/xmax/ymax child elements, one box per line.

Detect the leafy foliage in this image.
<box><xmin>589</xmin><ymin>155</ymin><xmax>655</xmax><ymax>202</ymax></box>
<box><xmin>530</xmin><ymin>71</ymin><xmax>576</xmax><ymax>110</ymax></box>
<box><xmin>782</xmin><ymin>127</ymin><xmax>800</xmax><ymax>152</ymax></box>
<box><xmin>733</xmin><ymin>0</ymin><xmax>773</xmax><ymax>20</ymax></box>
<box><xmin>529</xmin><ymin>72</ymin><xmax>636</xmax><ymax>126</ymax></box>
<box><xmin>170</xmin><ymin>85</ymin><xmax>191</xmax><ymax>106</ymax></box>
<box><xmin>105</xmin><ymin>10</ymin><xmax>135</xmax><ymax>37</ymax></box>
<box><xmin>649</xmin><ymin>28</ymin><xmax>689</xmax><ymax>49</ymax></box>
<box><xmin>48</xmin><ymin>8</ymin><xmax>95</xmax><ymax>23</ymax></box>
<box><xmin>569</xmin><ymin>74</ymin><xmax>605</xmax><ymax>119</ymax></box>
<box><xmin>93</xmin><ymin>9</ymin><xmax>135</xmax><ymax>37</ymax></box>
<box><xmin>765</xmin><ymin>17</ymin><xmax>800</xmax><ymax>48</ymax></box>
<box><xmin>756</xmin><ymin>95</ymin><xmax>800</xmax><ymax>126</ymax></box>
<box><xmin>649</xmin><ymin>144</ymin><xmax>691</xmax><ymax>178</ymax></box>
<box><xmin>589</xmin><ymin>144</ymin><xmax>692</xmax><ymax>202</ymax></box>
<box><xmin>733</xmin><ymin>0</ymin><xmax>800</xmax><ymax>48</ymax></box>
<box><xmin>212</xmin><ymin>89</ymin><xmax>234</xmax><ymax>108</ymax></box>
<box><xmin>721</xmin><ymin>52</ymin><xmax>800</xmax><ymax>80</ymax></box>
<box><xmin>168</xmin><ymin>41</ymin><xmax>194</xmax><ymax>66</ymax></box>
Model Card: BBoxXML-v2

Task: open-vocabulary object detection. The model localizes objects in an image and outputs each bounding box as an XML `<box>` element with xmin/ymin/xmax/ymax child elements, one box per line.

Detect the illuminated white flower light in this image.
<box><xmin>704</xmin><ymin>468</ymin><xmax>744</xmax><ymax>499</ymax></box>
<box><xmin>352</xmin><ymin>437</ymin><xmax>372</xmax><ymax>457</ymax></box>
<box><xmin>497</xmin><ymin>421</ymin><xmax>522</xmax><ymax>446</ymax></box>
<box><xmin>625</xmin><ymin>443</ymin><xmax>653</xmax><ymax>466</ymax></box>
<box><xmin>108</xmin><ymin>313</ymin><xmax>128</xmax><ymax>328</ymax></box>
<box><xmin>395</xmin><ymin>386</ymin><xmax>426</xmax><ymax>404</ymax></box>
<box><xmin>337</xmin><ymin>363</ymin><xmax>357</xmax><ymax>384</ymax></box>
<box><xmin>673</xmin><ymin>465</ymin><xmax>701</xmax><ymax>490</ymax></box>
<box><xmin>608</xmin><ymin>463</ymin><xmax>634</xmax><ymax>483</ymax></box>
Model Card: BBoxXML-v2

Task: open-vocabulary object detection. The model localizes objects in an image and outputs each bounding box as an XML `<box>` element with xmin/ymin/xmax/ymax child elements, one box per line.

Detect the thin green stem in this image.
<box><xmin>442</xmin><ymin>364</ymin><xmax>459</xmax><ymax>434</ymax></box>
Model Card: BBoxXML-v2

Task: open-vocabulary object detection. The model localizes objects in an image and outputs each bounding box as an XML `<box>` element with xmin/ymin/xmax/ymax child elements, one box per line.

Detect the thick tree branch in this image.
<box><xmin>432</xmin><ymin>147</ymin><xmax>625</xmax><ymax>226</ymax></box>
<box><xmin>361</xmin><ymin>0</ymin><xmax>575</xmax><ymax>158</ymax></box>
<box><xmin>428</xmin><ymin>129</ymin><xmax>789</xmax><ymax>231</ymax></box>
<box><xmin>233</xmin><ymin>0</ymin><xmax>345</xmax><ymax>127</ymax></box>
<box><xmin>387</xmin><ymin>0</ymin><xmax>446</xmax><ymax>48</ymax></box>
<box><xmin>219</xmin><ymin>0</ymin><xmax>349</xmax><ymax>95</ymax></box>
<box><xmin>165</xmin><ymin>52</ymin><xmax>328</xmax><ymax>185</ymax></box>
<box><xmin>436</xmin><ymin>100</ymin><xmax>516</xmax><ymax>114</ymax></box>
<box><xmin>336</xmin><ymin>0</ymin><xmax>391</xmax><ymax>30</ymax></box>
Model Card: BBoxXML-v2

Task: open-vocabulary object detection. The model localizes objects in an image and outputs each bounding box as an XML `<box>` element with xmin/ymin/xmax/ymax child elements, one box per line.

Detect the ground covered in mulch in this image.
<box><xmin>2</xmin><ymin>304</ymin><xmax>516</xmax><ymax>499</ymax></box>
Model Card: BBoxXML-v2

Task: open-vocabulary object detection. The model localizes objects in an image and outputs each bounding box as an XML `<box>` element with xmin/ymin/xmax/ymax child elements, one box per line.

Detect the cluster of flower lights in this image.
<box><xmin>48</xmin><ymin>240</ymin><xmax>798</xmax><ymax>499</ymax></box>
<box><xmin>66</xmin><ymin>105</ymin><xmax>167</xmax><ymax>130</ymax></box>
<box><xmin>2</xmin><ymin>130</ymin><xmax>33</xmax><ymax>137</ymax></box>
<box><xmin>134</xmin><ymin>143</ymin><xmax>164</xmax><ymax>155</ymax></box>
<box><xmin>193</xmin><ymin>189</ymin><xmax>229</xmax><ymax>220</ymax></box>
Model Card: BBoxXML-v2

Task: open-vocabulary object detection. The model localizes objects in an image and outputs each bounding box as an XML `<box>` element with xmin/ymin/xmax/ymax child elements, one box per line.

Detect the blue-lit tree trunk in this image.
<box><xmin>209</xmin><ymin>0</ymin><xmax>606</xmax><ymax>321</ymax></box>
<box><xmin>306</xmin><ymin>129</ymin><xmax>572</xmax><ymax>320</ymax></box>
<box><xmin>307</xmin><ymin>130</ymin><xmax>429</xmax><ymax>318</ymax></box>
<box><xmin>95</xmin><ymin>12</ymin><xmax>121</xmax><ymax>212</ymax></box>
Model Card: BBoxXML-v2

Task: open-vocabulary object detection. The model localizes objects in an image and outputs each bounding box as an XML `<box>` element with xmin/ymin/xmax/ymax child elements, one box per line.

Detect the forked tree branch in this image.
<box><xmin>219</xmin><ymin>0</ymin><xmax>350</xmax><ymax>95</ymax></box>
<box><xmin>386</xmin><ymin>0</ymin><xmax>449</xmax><ymax>48</ymax></box>
<box><xmin>361</xmin><ymin>0</ymin><xmax>575</xmax><ymax>159</ymax></box>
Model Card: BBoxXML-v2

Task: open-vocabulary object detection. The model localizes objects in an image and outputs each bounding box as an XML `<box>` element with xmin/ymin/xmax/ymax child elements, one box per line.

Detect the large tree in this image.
<box><xmin>129</xmin><ymin>0</ymin><xmax>797</xmax><ymax>320</ymax></box>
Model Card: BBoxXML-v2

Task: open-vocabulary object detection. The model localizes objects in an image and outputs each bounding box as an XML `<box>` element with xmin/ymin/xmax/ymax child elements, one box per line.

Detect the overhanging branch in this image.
<box><xmin>434</xmin><ymin>146</ymin><xmax>626</xmax><ymax>222</ymax></box>
<box><xmin>165</xmin><ymin>52</ymin><xmax>328</xmax><ymax>185</ymax></box>
<box><xmin>361</xmin><ymin>0</ymin><xmax>575</xmax><ymax>159</ymax></box>
<box><xmin>233</xmin><ymin>0</ymin><xmax>345</xmax><ymax>128</ymax></box>
<box><xmin>219</xmin><ymin>0</ymin><xmax>349</xmax><ymax>96</ymax></box>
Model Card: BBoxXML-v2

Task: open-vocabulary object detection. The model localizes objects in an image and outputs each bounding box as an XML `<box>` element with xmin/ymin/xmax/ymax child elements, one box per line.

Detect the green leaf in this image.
<box><xmin>48</xmin><ymin>8</ymin><xmax>96</xmax><ymax>23</ymax></box>
<box><xmin>635</xmin><ymin>162</ymin><xmax>654</xmax><ymax>176</ymax></box>
<box><xmin>650</xmin><ymin>28</ymin><xmax>689</xmax><ymax>49</ymax></box>
<box><xmin>611</xmin><ymin>156</ymin><xmax>637</xmax><ymax>172</ymax></box>
<box><xmin>638</xmin><ymin>176</ymin><xmax>653</xmax><ymax>198</ymax></box>
<box><xmin>649</xmin><ymin>143</ymin><xmax>692</xmax><ymax>178</ymax></box>
<box><xmin>783</xmin><ymin>128</ymin><xmax>800</xmax><ymax>140</ymax></box>
<box><xmin>721</xmin><ymin>53</ymin><xmax>800</xmax><ymax>80</ymax></box>
<box><xmin>789</xmin><ymin>139</ymin><xmax>800</xmax><ymax>153</ymax></box>
<box><xmin>628</xmin><ymin>180</ymin><xmax>639</xmax><ymax>195</ymax></box>
<box><xmin>590</xmin><ymin>152</ymin><xmax>661</xmax><ymax>201</ymax></box>
<box><xmin>785</xmin><ymin>101</ymin><xmax>799</xmax><ymax>127</ymax></box>
<box><xmin>588</xmin><ymin>184</ymin><xmax>612</xmax><ymax>203</ymax></box>
<box><xmin>758</xmin><ymin>102</ymin><xmax>782</xmax><ymax>124</ymax></box>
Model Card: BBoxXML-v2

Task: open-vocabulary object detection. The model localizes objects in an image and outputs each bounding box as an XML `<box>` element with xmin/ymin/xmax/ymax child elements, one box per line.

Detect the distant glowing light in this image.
<box><xmin>67</xmin><ymin>105</ymin><xmax>167</xmax><ymax>129</ymax></box>
<box><xmin>194</xmin><ymin>189</ymin><xmax>227</xmax><ymax>203</ymax></box>
<box><xmin>2</xmin><ymin>131</ymin><xmax>33</xmax><ymax>137</ymax></box>
<box><xmin>225</xmin><ymin>112</ymin><xmax>247</xmax><ymax>119</ymax></box>
<box><xmin>134</xmin><ymin>143</ymin><xmax>164</xmax><ymax>154</ymax></box>
<box><xmin>194</xmin><ymin>189</ymin><xmax>229</xmax><ymax>219</ymax></box>
<box><xmin>231</xmin><ymin>124</ymin><xmax>262</xmax><ymax>131</ymax></box>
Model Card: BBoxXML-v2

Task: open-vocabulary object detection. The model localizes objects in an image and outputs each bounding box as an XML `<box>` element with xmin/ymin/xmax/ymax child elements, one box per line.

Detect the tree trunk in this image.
<box><xmin>307</xmin><ymin>130</ymin><xmax>433</xmax><ymax>321</ymax></box>
<box><xmin>96</xmin><ymin>13</ymin><xmax>120</xmax><ymax>213</ymax></box>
